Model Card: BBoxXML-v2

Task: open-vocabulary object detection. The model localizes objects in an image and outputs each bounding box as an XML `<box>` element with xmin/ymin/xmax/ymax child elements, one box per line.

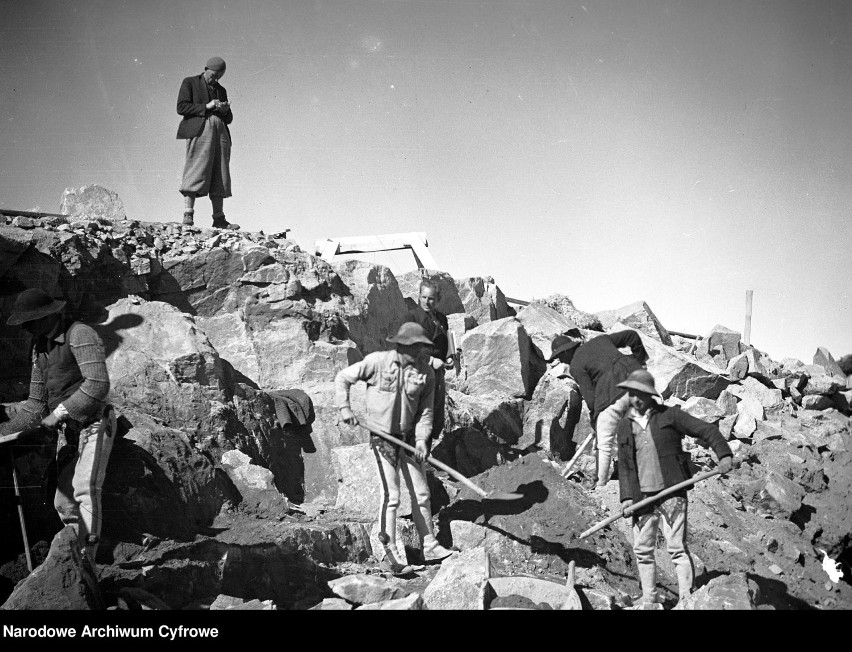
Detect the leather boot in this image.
<box><xmin>212</xmin><ymin>212</ymin><xmax>240</xmax><ymax>230</ymax></box>
<box><xmin>182</xmin><ymin>210</ymin><xmax>194</xmax><ymax>226</ymax></box>
<box><xmin>422</xmin><ymin>535</ymin><xmax>456</xmax><ymax>563</ymax></box>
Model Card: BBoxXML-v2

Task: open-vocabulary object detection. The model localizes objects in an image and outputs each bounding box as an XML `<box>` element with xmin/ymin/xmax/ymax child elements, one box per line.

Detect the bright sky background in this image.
<box><xmin>1</xmin><ymin>0</ymin><xmax>850</xmax><ymax>364</ymax></box>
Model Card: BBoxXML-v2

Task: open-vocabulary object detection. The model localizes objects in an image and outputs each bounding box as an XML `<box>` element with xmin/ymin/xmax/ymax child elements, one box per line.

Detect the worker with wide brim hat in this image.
<box><xmin>615</xmin><ymin>369</ymin><xmax>662</xmax><ymax>397</ymax></box>
<box><xmin>547</xmin><ymin>333</ymin><xmax>583</xmax><ymax>363</ymax></box>
<box><xmin>386</xmin><ymin>321</ymin><xmax>434</xmax><ymax>347</ymax></box>
<box><xmin>6</xmin><ymin>288</ymin><xmax>67</xmax><ymax>326</ymax></box>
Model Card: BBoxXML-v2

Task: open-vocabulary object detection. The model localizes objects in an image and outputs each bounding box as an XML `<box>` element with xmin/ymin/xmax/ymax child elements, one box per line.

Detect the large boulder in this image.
<box><xmin>332</xmin><ymin>442</ymin><xmax>412</xmax><ymax>518</ymax></box>
<box><xmin>519</xmin><ymin>369</ymin><xmax>583</xmax><ymax>459</ymax></box>
<box><xmin>610</xmin><ymin>324</ymin><xmax>729</xmax><ymax>400</ymax></box>
<box><xmin>700</xmin><ymin>324</ymin><xmax>744</xmax><ymax>369</ymax></box>
<box><xmin>514</xmin><ymin>303</ymin><xmax>579</xmax><ymax>361</ymax></box>
<box><xmin>531</xmin><ymin>294</ymin><xmax>602</xmax><ymax>330</ymax></box>
<box><xmin>422</xmin><ymin>547</ymin><xmax>486</xmax><ymax>610</ymax></box>
<box><xmin>457</xmin><ymin>317</ymin><xmax>545</xmax><ymax>400</ymax></box>
<box><xmin>813</xmin><ymin>347</ymin><xmax>844</xmax><ymax>379</ymax></box>
<box><xmin>676</xmin><ymin>573</ymin><xmax>759</xmax><ymax>610</ymax></box>
<box><xmin>455</xmin><ymin>276</ymin><xmax>511</xmax><ymax>325</ymax></box>
<box><xmin>60</xmin><ymin>184</ymin><xmax>127</xmax><ymax>222</ymax></box>
<box><xmin>444</xmin><ymin>389</ymin><xmax>524</xmax><ymax>446</ymax></box>
<box><xmin>596</xmin><ymin>300</ymin><xmax>672</xmax><ymax>345</ymax></box>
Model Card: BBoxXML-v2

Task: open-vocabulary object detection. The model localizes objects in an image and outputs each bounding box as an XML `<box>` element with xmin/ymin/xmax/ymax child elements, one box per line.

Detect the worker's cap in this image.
<box><xmin>7</xmin><ymin>288</ymin><xmax>66</xmax><ymax>326</ymax></box>
<box><xmin>617</xmin><ymin>369</ymin><xmax>661</xmax><ymax>397</ymax></box>
<box><xmin>205</xmin><ymin>56</ymin><xmax>226</xmax><ymax>72</ymax></box>
<box><xmin>546</xmin><ymin>331</ymin><xmax>584</xmax><ymax>362</ymax></box>
<box><xmin>387</xmin><ymin>322</ymin><xmax>433</xmax><ymax>346</ymax></box>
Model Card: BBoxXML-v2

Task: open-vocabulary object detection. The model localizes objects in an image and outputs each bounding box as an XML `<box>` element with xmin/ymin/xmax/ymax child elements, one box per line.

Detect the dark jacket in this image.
<box><xmin>570</xmin><ymin>330</ymin><xmax>648</xmax><ymax>422</ymax></box>
<box><xmin>616</xmin><ymin>404</ymin><xmax>733</xmax><ymax>503</ymax></box>
<box><xmin>403</xmin><ymin>304</ymin><xmax>449</xmax><ymax>360</ymax></box>
<box><xmin>176</xmin><ymin>74</ymin><xmax>232</xmax><ymax>139</ymax></box>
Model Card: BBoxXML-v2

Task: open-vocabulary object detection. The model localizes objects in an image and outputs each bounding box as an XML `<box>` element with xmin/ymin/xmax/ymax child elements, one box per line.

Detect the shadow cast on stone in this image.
<box><xmin>92</xmin><ymin>312</ymin><xmax>146</xmax><ymax>359</ymax></box>
<box><xmin>745</xmin><ymin>572</ymin><xmax>818</xmax><ymax>610</ymax></box>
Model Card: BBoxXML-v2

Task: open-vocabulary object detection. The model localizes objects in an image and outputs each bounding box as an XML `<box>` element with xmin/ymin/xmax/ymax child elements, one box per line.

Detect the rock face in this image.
<box><xmin>514</xmin><ymin>302</ymin><xmax>579</xmax><ymax>361</ymax></box>
<box><xmin>60</xmin><ymin>184</ymin><xmax>127</xmax><ymax>222</ymax></box>
<box><xmin>396</xmin><ymin>269</ymin><xmax>466</xmax><ymax>315</ymax></box>
<box><xmin>455</xmin><ymin>276</ymin><xmax>511</xmax><ymax>325</ymax></box>
<box><xmin>595</xmin><ymin>300</ymin><xmax>673</xmax><ymax>346</ymax></box>
<box><xmin>457</xmin><ymin>317</ymin><xmax>545</xmax><ymax>400</ymax></box>
<box><xmin>531</xmin><ymin>294</ymin><xmax>602</xmax><ymax>330</ymax></box>
<box><xmin>813</xmin><ymin>347</ymin><xmax>844</xmax><ymax>379</ymax></box>
<box><xmin>422</xmin><ymin>547</ymin><xmax>486</xmax><ymax>610</ymax></box>
<box><xmin>519</xmin><ymin>369</ymin><xmax>583</xmax><ymax>459</ymax></box>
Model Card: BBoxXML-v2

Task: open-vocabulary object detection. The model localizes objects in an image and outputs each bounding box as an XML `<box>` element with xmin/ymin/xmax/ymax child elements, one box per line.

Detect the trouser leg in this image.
<box><xmin>399</xmin><ymin>450</ymin><xmax>433</xmax><ymax>542</ymax></box>
<box><xmin>660</xmin><ymin>495</ymin><xmax>694</xmax><ymax>601</ymax></box>
<box><xmin>632</xmin><ymin>508</ymin><xmax>660</xmax><ymax>603</ymax></box>
<box><xmin>371</xmin><ymin>443</ymin><xmax>402</xmax><ymax>560</ymax></box>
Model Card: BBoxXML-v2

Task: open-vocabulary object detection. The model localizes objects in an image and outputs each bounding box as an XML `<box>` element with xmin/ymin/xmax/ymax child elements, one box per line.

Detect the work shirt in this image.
<box><xmin>335</xmin><ymin>350</ymin><xmax>435</xmax><ymax>442</ymax></box>
<box><xmin>629</xmin><ymin>409</ymin><xmax>665</xmax><ymax>492</ymax></box>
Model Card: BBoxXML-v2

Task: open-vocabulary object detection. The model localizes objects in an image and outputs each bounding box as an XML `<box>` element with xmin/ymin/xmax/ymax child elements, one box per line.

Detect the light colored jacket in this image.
<box><xmin>335</xmin><ymin>350</ymin><xmax>435</xmax><ymax>442</ymax></box>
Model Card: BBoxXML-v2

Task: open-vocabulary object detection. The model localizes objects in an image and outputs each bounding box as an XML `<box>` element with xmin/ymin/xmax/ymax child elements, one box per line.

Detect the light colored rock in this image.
<box><xmin>332</xmin><ymin>442</ymin><xmax>412</xmax><ymax>518</ymax></box>
<box><xmin>60</xmin><ymin>184</ymin><xmax>127</xmax><ymax>221</ymax></box>
<box><xmin>309</xmin><ymin>597</ymin><xmax>354</xmax><ymax>610</ymax></box>
<box><xmin>703</xmin><ymin>324</ymin><xmax>743</xmax><ymax>367</ymax></box>
<box><xmin>801</xmin><ymin>394</ymin><xmax>834</xmax><ymax>411</ymax></box>
<box><xmin>210</xmin><ymin>595</ymin><xmax>277</xmax><ymax>610</ymax></box>
<box><xmin>356</xmin><ymin>593</ymin><xmax>425</xmax><ymax>610</ymax></box>
<box><xmin>681</xmin><ymin>397</ymin><xmax>724</xmax><ymax>423</ymax></box>
<box><xmin>596</xmin><ymin>301</ymin><xmax>672</xmax><ymax>345</ymax></box>
<box><xmin>610</xmin><ymin>324</ymin><xmax>729</xmax><ymax>400</ymax></box>
<box><xmin>514</xmin><ymin>302</ymin><xmax>579</xmax><ymax>361</ymax></box>
<box><xmin>716</xmin><ymin>390</ymin><xmax>738</xmax><ymax>416</ymax></box>
<box><xmin>458</xmin><ymin>317</ymin><xmax>545</xmax><ymax>400</ymax></box>
<box><xmin>423</xmin><ymin>546</ymin><xmax>487</xmax><ymax>610</ymax></box>
<box><xmin>328</xmin><ymin>574</ymin><xmax>410</xmax><ymax>605</ymax></box>
<box><xmin>534</xmin><ymin>295</ymin><xmax>602</xmax><ymax>330</ymax></box>
<box><xmin>455</xmin><ymin>276</ymin><xmax>511</xmax><ymax>325</ymax></box>
<box><xmin>520</xmin><ymin>369</ymin><xmax>582</xmax><ymax>459</ymax></box>
<box><xmin>676</xmin><ymin>573</ymin><xmax>759</xmax><ymax>610</ymax></box>
<box><xmin>736</xmin><ymin>395</ymin><xmax>765</xmax><ymax>422</ymax></box>
<box><xmin>221</xmin><ymin>449</ymin><xmax>277</xmax><ymax>491</ymax></box>
<box><xmin>813</xmin><ymin>347</ymin><xmax>844</xmax><ymax>379</ymax></box>
<box><xmin>733</xmin><ymin>414</ymin><xmax>756</xmax><ymax>439</ymax></box>
<box><xmin>446</xmin><ymin>388</ymin><xmax>524</xmax><ymax>447</ymax></box>
<box><xmin>735</xmin><ymin>377</ymin><xmax>783</xmax><ymax>408</ymax></box>
<box><xmin>745</xmin><ymin>471</ymin><xmax>805</xmax><ymax>519</ymax></box>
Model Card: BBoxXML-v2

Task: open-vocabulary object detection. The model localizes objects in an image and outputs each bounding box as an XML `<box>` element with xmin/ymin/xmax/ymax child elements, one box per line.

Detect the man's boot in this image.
<box><xmin>212</xmin><ymin>211</ymin><xmax>240</xmax><ymax>230</ymax></box>
<box><xmin>637</xmin><ymin>562</ymin><xmax>660</xmax><ymax>606</ymax></box>
<box><xmin>422</xmin><ymin>534</ymin><xmax>456</xmax><ymax>563</ymax></box>
<box><xmin>182</xmin><ymin>209</ymin><xmax>194</xmax><ymax>226</ymax></box>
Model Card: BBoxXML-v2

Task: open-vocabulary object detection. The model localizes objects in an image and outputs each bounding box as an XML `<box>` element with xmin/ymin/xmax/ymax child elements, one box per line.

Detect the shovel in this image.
<box><xmin>560</xmin><ymin>431</ymin><xmax>595</xmax><ymax>479</ymax></box>
<box><xmin>364</xmin><ymin>425</ymin><xmax>523</xmax><ymax>501</ymax></box>
<box><xmin>578</xmin><ymin>469</ymin><xmax>721</xmax><ymax>539</ymax></box>
<box><xmin>1</xmin><ymin>429</ymin><xmax>38</xmax><ymax>573</ymax></box>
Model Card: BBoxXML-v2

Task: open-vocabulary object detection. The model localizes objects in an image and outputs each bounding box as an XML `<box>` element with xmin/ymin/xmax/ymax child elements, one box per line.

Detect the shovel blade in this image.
<box><xmin>484</xmin><ymin>490</ymin><xmax>524</xmax><ymax>501</ymax></box>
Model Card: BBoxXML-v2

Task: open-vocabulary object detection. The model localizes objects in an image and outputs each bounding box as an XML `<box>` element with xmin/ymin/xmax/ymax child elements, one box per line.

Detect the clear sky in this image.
<box><xmin>1</xmin><ymin>0</ymin><xmax>850</xmax><ymax>364</ymax></box>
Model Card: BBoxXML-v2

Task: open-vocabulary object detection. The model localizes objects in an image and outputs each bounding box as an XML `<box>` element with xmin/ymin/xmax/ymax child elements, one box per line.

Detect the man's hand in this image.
<box><xmin>621</xmin><ymin>499</ymin><xmax>634</xmax><ymax>516</ymax></box>
<box><xmin>717</xmin><ymin>456</ymin><xmax>734</xmax><ymax>475</ymax></box>
<box><xmin>41</xmin><ymin>412</ymin><xmax>61</xmax><ymax>429</ymax></box>
<box><xmin>443</xmin><ymin>355</ymin><xmax>455</xmax><ymax>370</ymax></box>
<box><xmin>414</xmin><ymin>440</ymin><xmax>429</xmax><ymax>464</ymax></box>
<box><xmin>339</xmin><ymin>407</ymin><xmax>359</xmax><ymax>426</ymax></box>
<box><xmin>430</xmin><ymin>356</ymin><xmax>444</xmax><ymax>371</ymax></box>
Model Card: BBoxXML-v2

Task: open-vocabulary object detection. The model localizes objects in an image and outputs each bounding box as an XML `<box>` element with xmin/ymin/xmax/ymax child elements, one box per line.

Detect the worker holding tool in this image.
<box><xmin>608</xmin><ymin>369</ymin><xmax>733</xmax><ymax>607</ymax></box>
<box><xmin>0</xmin><ymin>288</ymin><xmax>115</xmax><ymax>572</ymax></box>
<box><xmin>402</xmin><ymin>279</ymin><xmax>456</xmax><ymax>441</ymax></box>
<box><xmin>335</xmin><ymin>321</ymin><xmax>455</xmax><ymax>571</ymax></box>
<box><xmin>561</xmin><ymin>329</ymin><xmax>649</xmax><ymax>482</ymax></box>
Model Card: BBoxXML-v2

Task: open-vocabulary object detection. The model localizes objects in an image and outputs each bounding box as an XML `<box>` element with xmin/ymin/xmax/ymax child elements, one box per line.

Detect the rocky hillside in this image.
<box><xmin>0</xmin><ymin>188</ymin><xmax>849</xmax><ymax>610</ymax></box>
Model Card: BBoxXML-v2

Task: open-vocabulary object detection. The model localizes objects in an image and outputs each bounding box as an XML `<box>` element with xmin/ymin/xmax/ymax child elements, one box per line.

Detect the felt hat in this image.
<box><xmin>547</xmin><ymin>332</ymin><xmax>583</xmax><ymax>362</ymax></box>
<box><xmin>205</xmin><ymin>56</ymin><xmax>226</xmax><ymax>72</ymax></box>
<box><xmin>387</xmin><ymin>322</ymin><xmax>433</xmax><ymax>346</ymax></box>
<box><xmin>7</xmin><ymin>288</ymin><xmax>66</xmax><ymax>326</ymax></box>
<box><xmin>616</xmin><ymin>369</ymin><xmax>661</xmax><ymax>397</ymax></box>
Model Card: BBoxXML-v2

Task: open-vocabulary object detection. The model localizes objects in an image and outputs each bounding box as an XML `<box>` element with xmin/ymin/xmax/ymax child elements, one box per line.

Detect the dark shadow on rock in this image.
<box><xmin>147</xmin><ymin>269</ymin><xmax>197</xmax><ymax>316</ymax></box>
<box><xmin>222</xmin><ymin>359</ymin><xmax>260</xmax><ymax>390</ymax></box>
<box><xmin>745</xmin><ymin>572</ymin><xmax>817</xmax><ymax>610</ymax></box>
<box><xmin>268</xmin><ymin>424</ymin><xmax>318</xmax><ymax>505</ymax></box>
<box><xmin>92</xmin><ymin>312</ymin><xmax>146</xmax><ymax>359</ymax></box>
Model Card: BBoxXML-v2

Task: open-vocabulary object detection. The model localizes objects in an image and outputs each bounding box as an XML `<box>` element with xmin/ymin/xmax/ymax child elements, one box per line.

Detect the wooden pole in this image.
<box><xmin>743</xmin><ymin>290</ymin><xmax>753</xmax><ymax>347</ymax></box>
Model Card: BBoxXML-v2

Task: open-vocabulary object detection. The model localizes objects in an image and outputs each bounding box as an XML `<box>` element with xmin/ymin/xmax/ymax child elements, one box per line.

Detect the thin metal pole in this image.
<box><xmin>744</xmin><ymin>290</ymin><xmax>753</xmax><ymax>346</ymax></box>
<box><xmin>10</xmin><ymin>448</ymin><xmax>34</xmax><ymax>573</ymax></box>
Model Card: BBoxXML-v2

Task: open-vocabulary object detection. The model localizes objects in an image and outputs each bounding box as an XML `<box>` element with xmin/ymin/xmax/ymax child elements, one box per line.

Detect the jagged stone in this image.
<box><xmin>735</xmin><ymin>377</ymin><xmax>783</xmax><ymax>408</ymax></box>
<box><xmin>447</xmin><ymin>312</ymin><xmax>477</xmax><ymax>335</ymax></box>
<box><xmin>610</xmin><ymin>324</ymin><xmax>729</xmax><ymax>400</ymax></box>
<box><xmin>596</xmin><ymin>300</ymin><xmax>672</xmax><ymax>345</ymax></box>
<box><xmin>210</xmin><ymin>595</ymin><xmax>277</xmax><ymax>609</ymax></box>
<box><xmin>309</xmin><ymin>597</ymin><xmax>354</xmax><ymax>610</ymax></box>
<box><xmin>514</xmin><ymin>302</ymin><xmax>579</xmax><ymax>361</ymax></box>
<box><xmin>801</xmin><ymin>369</ymin><xmax>845</xmax><ymax>396</ymax></box>
<box><xmin>60</xmin><ymin>184</ymin><xmax>127</xmax><ymax>222</ymax></box>
<box><xmin>445</xmin><ymin>389</ymin><xmax>523</xmax><ymax>447</ymax></box>
<box><xmin>455</xmin><ymin>276</ymin><xmax>511</xmax><ymax>324</ymax></box>
<box><xmin>681</xmin><ymin>397</ymin><xmax>724</xmax><ymax>423</ymax></box>
<box><xmin>733</xmin><ymin>414</ymin><xmax>757</xmax><ymax>439</ymax></box>
<box><xmin>356</xmin><ymin>593</ymin><xmax>425</xmax><ymax>610</ymax></box>
<box><xmin>520</xmin><ymin>369</ymin><xmax>582</xmax><ymax>459</ymax></box>
<box><xmin>718</xmin><ymin>415</ymin><xmax>736</xmax><ymax>440</ymax></box>
<box><xmin>801</xmin><ymin>394</ymin><xmax>834</xmax><ymax>411</ymax></box>
<box><xmin>457</xmin><ymin>317</ymin><xmax>545</xmax><ymax>400</ymax></box>
<box><xmin>332</xmin><ymin>442</ymin><xmax>412</xmax><ymax>518</ymax></box>
<box><xmin>328</xmin><ymin>574</ymin><xmax>409</xmax><ymax>605</ymax></box>
<box><xmin>736</xmin><ymin>395</ymin><xmax>765</xmax><ymax>422</ymax></box>
<box><xmin>813</xmin><ymin>347</ymin><xmax>844</xmax><ymax>379</ymax></box>
<box><xmin>534</xmin><ymin>294</ymin><xmax>602</xmax><ymax>330</ymax></box>
<box><xmin>744</xmin><ymin>471</ymin><xmax>805</xmax><ymax>520</ymax></box>
<box><xmin>676</xmin><ymin>573</ymin><xmax>759</xmax><ymax>610</ymax></box>
<box><xmin>703</xmin><ymin>324</ymin><xmax>744</xmax><ymax>367</ymax></box>
<box><xmin>1</xmin><ymin>526</ymin><xmax>98</xmax><ymax>610</ymax></box>
<box><xmin>221</xmin><ymin>449</ymin><xmax>277</xmax><ymax>491</ymax></box>
<box><xmin>716</xmin><ymin>390</ymin><xmax>738</xmax><ymax>416</ymax></box>
<box><xmin>423</xmin><ymin>546</ymin><xmax>486</xmax><ymax>610</ymax></box>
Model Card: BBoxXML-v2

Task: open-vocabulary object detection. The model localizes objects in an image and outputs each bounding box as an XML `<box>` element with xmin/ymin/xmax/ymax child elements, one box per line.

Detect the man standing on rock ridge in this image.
<box><xmin>0</xmin><ymin>288</ymin><xmax>116</xmax><ymax>572</ymax></box>
<box><xmin>610</xmin><ymin>369</ymin><xmax>733</xmax><ymax>607</ymax></box>
<box><xmin>176</xmin><ymin>56</ymin><xmax>240</xmax><ymax>230</ymax></box>
<box><xmin>564</xmin><ymin>329</ymin><xmax>649</xmax><ymax>483</ymax></box>
<box><xmin>335</xmin><ymin>321</ymin><xmax>454</xmax><ymax>571</ymax></box>
<box><xmin>403</xmin><ymin>279</ymin><xmax>457</xmax><ymax>442</ymax></box>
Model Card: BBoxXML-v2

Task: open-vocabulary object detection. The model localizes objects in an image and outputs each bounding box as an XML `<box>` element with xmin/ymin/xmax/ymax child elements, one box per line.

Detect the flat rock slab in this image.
<box><xmin>423</xmin><ymin>546</ymin><xmax>487</xmax><ymax>610</ymax></box>
<box><xmin>355</xmin><ymin>593</ymin><xmax>425</xmax><ymax>610</ymax></box>
<box><xmin>676</xmin><ymin>572</ymin><xmax>759</xmax><ymax>610</ymax></box>
<box><xmin>328</xmin><ymin>574</ymin><xmax>410</xmax><ymax>605</ymax></box>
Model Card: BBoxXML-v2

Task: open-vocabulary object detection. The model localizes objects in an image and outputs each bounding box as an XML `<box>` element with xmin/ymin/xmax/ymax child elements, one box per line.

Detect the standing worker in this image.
<box><xmin>0</xmin><ymin>289</ymin><xmax>116</xmax><ymax>572</ymax></box>
<box><xmin>403</xmin><ymin>279</ymin><xmax>456</xmax><ymax>441</ymax></box>
<box><xmin>335</xmin><ymin>322</ymin><xmax>454</xmax><ymax>571</ymax></box>
<box><xmin>608</xmin><ymin>369</ymin><xmax>733</xmax><ymax>607</ymax></box>
<box><xmin>176</xmin><ymin>56</ymin><xmax>240</xmax><ymax>230</ymax></box>
<box><xmin>563</xmin><ymin>329</ymin><xmax>649</xmax><ymax>483</ymax></box>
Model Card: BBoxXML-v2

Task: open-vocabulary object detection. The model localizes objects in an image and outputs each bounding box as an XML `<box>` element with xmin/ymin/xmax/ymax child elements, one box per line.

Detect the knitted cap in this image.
<box><xmin>205</xmin><ymin>56</ymin><xmax>226</xmax><ymax>72</ymax></box>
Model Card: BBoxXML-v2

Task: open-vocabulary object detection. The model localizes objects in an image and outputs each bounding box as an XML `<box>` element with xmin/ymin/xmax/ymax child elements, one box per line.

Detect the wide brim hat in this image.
<box><xmin>547</xmin><ymin>331</ymin><xmax>584</xmax><ymax>362</ymax></box>
<box><xmin>7</xmin><ymin>288</ymin><xmax>66</xmax><ymax>326</ymax></box>
<box><xmin>387</xmin><ymin>322</ymin><xmax>433</xmax><ymax>346</ymax></box>
<box><xmin>616</xmin><ymin>369</ymin><xmax>661</xmax><ymax>397</ymax></box>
